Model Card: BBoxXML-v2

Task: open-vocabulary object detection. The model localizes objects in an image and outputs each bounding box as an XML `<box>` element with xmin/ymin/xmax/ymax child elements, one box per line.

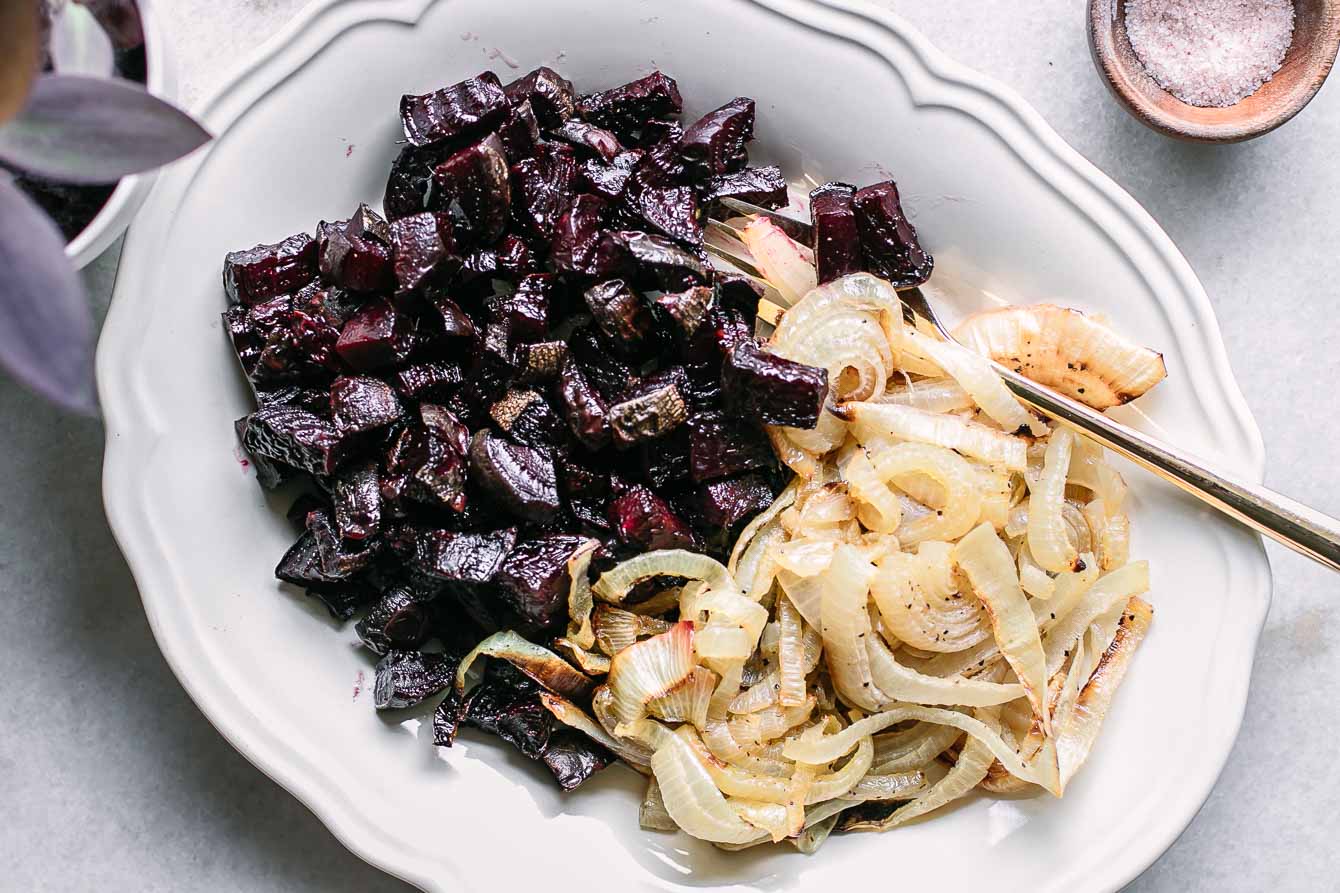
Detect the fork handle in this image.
<box><xmin>995</xmin><ymin>364</ymin><xmax>1340</xmax><ymax>571</ymax></box>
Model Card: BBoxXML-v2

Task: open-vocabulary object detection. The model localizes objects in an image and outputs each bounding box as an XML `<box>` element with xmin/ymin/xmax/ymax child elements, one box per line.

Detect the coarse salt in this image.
<box><xmin>1125</xmin><ymin>0</ymin><xmax>1296</xmax><ymax>107</ymax></box>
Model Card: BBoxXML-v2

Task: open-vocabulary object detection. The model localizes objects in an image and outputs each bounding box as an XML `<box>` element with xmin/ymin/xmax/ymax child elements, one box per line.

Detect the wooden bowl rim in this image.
<box><xmin>1088</xmin><ymin>0</ymin><xmax>1340</xmax><ymax>143</ymax></box>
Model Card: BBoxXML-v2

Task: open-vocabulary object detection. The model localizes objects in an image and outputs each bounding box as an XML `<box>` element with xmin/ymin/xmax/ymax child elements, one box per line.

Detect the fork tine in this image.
<box><xmin>898</xmin><ymin>286</ymin><xmax>953</xmax><ymax>339</ymax></box>
<box><xmin>714</xmin><ymin>197</ymin><xmax>814</xmax><ymax>243</ymax></box>
<box><xmin>703</xmin><ymin>238</ymin><xmax>767</xmax><ymax>280</ymax></box>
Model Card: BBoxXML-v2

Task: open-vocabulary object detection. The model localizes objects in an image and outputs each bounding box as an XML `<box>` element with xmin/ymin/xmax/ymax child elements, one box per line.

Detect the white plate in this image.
<box><xmin>98</xmin><ymin>1</ymin><xmax>1271</xmax><ymax>890</ymax></box>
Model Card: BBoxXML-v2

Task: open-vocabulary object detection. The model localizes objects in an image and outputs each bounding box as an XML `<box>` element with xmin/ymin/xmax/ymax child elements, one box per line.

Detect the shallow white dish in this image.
<box><xmin>97</xmin><ymin>1</ymin><xmax>1271</xmax><ymax>891</ymax></box>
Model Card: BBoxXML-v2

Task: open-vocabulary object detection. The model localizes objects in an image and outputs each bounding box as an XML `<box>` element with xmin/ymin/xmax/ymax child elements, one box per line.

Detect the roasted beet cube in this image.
<box><xmin>705</xmin><ymin>165</ymin><xmax>788</xmax><ymax>209</ymax></box>
<box><xmin>642</xmin><ymin>427</ymin><xmax>691</xmax><ymax>489</ymax></box>
<box><xmin>318</xmin><ymin>206</ymin><xmax>396</xmax><ymax>293</ymax></box>
<box><xmin>550</xmin><ymin>194</ymin><xmax>628</xmax><ymax>279</ymax></box>
<box><xmin>504</xmin><ymin>66</ymin><xmax>577</xmax><ymax>128</ymax></box>
<box><xmin>852</xmin><ymin>180</ymin><xmax>933</xmax><ymax>288</ymax></box>
<box><xmin>513</xmin><ymin>340</ymin><xmax>568</xmax><ymax>383</ymax></box>
<box><xmin>330</xmin><ymin>375</ymin><xmax>402</xmax><ymax>434</ymax></box>
<box><xmin>556</xmin><ymin>356</ymin><xmax>611</xmax><ymax>451</ymax></box>
<box><xmin>651</xmin><ymin>284</ymin><xmax>714</xmax><ymax>339</ymax></box>
<box><xmin>427</xmin><ymin>292</ymin><xmax>476</xmax><ymax>338</ymax></box>
<box><xmin>688</xmin><ymin>411</ymin><xmax>774</xmax><ymax>482</ymax></box>
<box><xmin>541</xmin><ymin>729</ymin><xmax>613</xmax><ymax>791</ymax></box>
<box><xmin>487</xmin><ymin>276</ymin><xmax>553</xmax><ymax>341</ymax></box>
<box><xmin>578</xmin><ymin>150</ymin><xmax>642</xmax><ymax>202</ymax></box>
<box><xmin>390</xmin><ymin>212</ymin><xmax>458</xmax><ymax>293</ymax></box>
<box><xmin>223</xmin><ymin>233</ymin><xmax>317</xmax><ymax>306</ymax></box>
<box><xmin>242</xmin><ymin>404</ymin><xmax>349</xmax><ymax>475</ymax></box>
<box><xmin>578</xmin><ymin>71</ymin><xmax>683</xmax><ymax>136</ymax></box>
<box><xmin>550</xmin><ymin>119</ymin><xmax>623</xmax><ymax>161</ymax></box>
<box><xmin>463</xmin><ymin>663</ymin><xmax>551</xmax><ymax>757</ymax></box>
<box><xmin>257</xmin><ymin>384</ymin><xmax>330</xmax><ymax>415</ymax></box>
<box><xmin>678</xmin><ymin>97</ymin><xmax>754</xmax><ymax>177</ymax></box>
<box><xmin>680</xmin><ymin>362</ymin><xmax>723</xmax><ymax>413</ymax></box>
<box><xmin>356</xmin><ymin>587</ymin><xmax>433</xmax><ymax>655</ymax></box>
<box><xmin>308</xmin><ymin>506</ymin><xmax>377</xmax><ymax>578</ymax></box>
<box><xmin>400</xmin><ymin>72</ymin><xmax>509</xmax><ymax>147</ymax></box>
<box><xmin>495</xmin><ymin>234</ymin><xmax>537</xmax><ymax>277</ymax></box>
<box><xmin>421</xmin><ymin>403</ymin><xmax>471</xmax><ymax>456</ymax></box>
<box><xmin>608</xmin><ymin>485</ymin><xmax>696</xmax><ymax>551</ymax></box>
<box><xmin>489</xmin><ymin>389</ymin><xmax>565</xmax><ymax>449</ymax></box>
<box><xmin>333</xmin><ymin>461</ymin><xmax>382</xmax><ymax>543</ymax></box>
<box><xmin>625</xmin><ymin>178</ymin><xmax>701</xmax><ymax>245</ymax></box>
<box><xmin>568</xmin><ymin>327</ymin><xmax>638</xmax><ymax>401</ymax></box>
<box><xmin>810</xmin><ymin>181</ymin><xmax>862</xmax><ymax>284</ymax></box>
<box><xmin>713</xmin><ymin>273</ymin><xmax>766</xmax><ymax>317</ymax></box>
<box><xmin>613</xmin><ymin>230</ymin><xmax>707</xmax><ymax>288</ymax></box>
<box><xmin>495</xmin><ymin>534</ymin><xmax>591</xmax><ymax>630</ymax></box>
<box><xmin>392</xmin><ymin>362</ymin><xmax>464</xmax><ymax>402</ymax></box>
<box><xmin>608</xmin><ymin>381</ymin><xmax>688</xmax><ymax>447</ymax></box>
<box><xmin>722</xmin><ymin>341</ymin><xmax>829</xmax><ymax>429</ymax></box>
<box><xmin>293</xmin><ymin>281</ymin><xmax>362</xmax><ymax>328</ymax></box>
<box><xmin>274</xmin><ymin>530</ymin><xmax>375</xmax><ymax>620</ymax></box>
<box><xmin>469</xmin><ymin>430</ymin><xmax>560</xmax><ymax>523</ymax></box>
<box><xmin>696</xmin><ymin>473</ymin><xmax>775</xmax><ymax>530</ymax></box>
<box><xmin>412</xmin><ymin>526</ymin><xmax>518</xmax><ymax>584</ymax></box>
<box><xmin>556</xmin><ymin>455</ymin><xmax>612</xmax><ymax>503</ymax></box>
<box><xmin>383</xmin><ymin>144</ymin><xmax>438</xmax><ymax>220</ymax></box>
<box><xmin>495</xmin><ymin>100</ymin><xmax>541</xmax><ymax>161</ymax></box>
<box><xmin>583</xmin><ymin>279</ymin><xmax>654</xmax><ymax>355</ymax></box>
<box><xmin>510</xmin><ymin>145</ymin><xmax>577</xmax><ymax>240</ymax></box>
<box><xmin>373</xmin><ymin>649</ymin><xmax>457</xmax><ymax>710</ymax></box>
<box><xmin>432</xmin><ymin>133</ymin><xmax>511</xmax><ymax>245</ymax></box>
<box><xmin>410</xmin><ymin>436</ymin><xmax>468</xmax><ymax>512</ymax></box>
<box><xmin>335</xmin><ymin>300</ymin><xmax>408</xmax><ymax>370</ymax></box>
<box><xmin>234</xmin><ymin>416</ymin><xmax>294</xmax><ymax>489</ymax></box>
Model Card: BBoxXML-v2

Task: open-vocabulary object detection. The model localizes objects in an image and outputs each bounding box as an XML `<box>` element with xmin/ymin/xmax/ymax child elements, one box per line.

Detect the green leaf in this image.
<box><xmin>0</xmin><ymin>176</ymin><xmax>97</xmax><ymax>413</ymax></box>
<box><xmin>0</xmin><ymin>74</ymin><xmax>211</xmax><ymax>184</ymax></box>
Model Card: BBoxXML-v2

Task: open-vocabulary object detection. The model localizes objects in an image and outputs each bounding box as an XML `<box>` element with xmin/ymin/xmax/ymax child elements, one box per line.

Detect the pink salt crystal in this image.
<box><xmin>1125</xmin><ymin>0</ymin><xmax>1296</xmax><ymax>107</ymax></box>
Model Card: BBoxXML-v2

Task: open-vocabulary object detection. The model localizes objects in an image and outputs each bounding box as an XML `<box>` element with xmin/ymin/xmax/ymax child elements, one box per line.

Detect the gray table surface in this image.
<box><xmin>4</xmin><ymin>1</ymin><xmax>1336</xmax><ymax>890</ymax></box>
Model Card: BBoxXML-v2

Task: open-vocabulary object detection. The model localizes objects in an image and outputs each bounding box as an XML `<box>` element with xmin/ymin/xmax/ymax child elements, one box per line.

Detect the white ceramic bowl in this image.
<box><xmin>64</xmin><ymin>0</ymin><xmax>174</xmax><ymax>269</ymax></box>
<box><xmin>97</xmin><ymin>1</ymin><xmax>1271</xmax><ymax>891</ymax></box>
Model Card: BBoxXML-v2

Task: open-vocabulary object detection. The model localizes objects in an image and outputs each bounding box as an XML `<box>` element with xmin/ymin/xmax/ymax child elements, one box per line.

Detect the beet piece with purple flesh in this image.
<box><xmin>504</xmin><ymin>66</ymin><xmax>577</xmax><ymax>127</ymax></box>
<box><xmin>426</xmin><ymin>292</ymin><xmax>476</xmax><ymax>338</ymax></box>
<box><xmin>695</xmin><ymin>472</ymin><xmax>775</xmax><ymax>530</ymax></box>
<box><xmin>542</xmin><ymin>729</ymin><xmax>613</xmax><ymax>790</ymax></box>
<box><xmin>336</xmin><ymin>299</ymin><xmax>409</xmax><ymax>371</ymax></box>
<box><xmin>317</xmin><ymin>207</ymin><xmax>396</xmax><ymax>293</ymax></box>
<box><xmin>242</xmin><ymin>404</ymin><xmax>349</xmax><ymax>475</ymax></box>
<box><xmin>852</xmin><ymin>180</ymin><xmax>933</xmax><ymax>288</ymax></box>
<box><xmin>333</xmin><ymin>460</ymin><xmax>382</xmax><ymax>543</ymax></box>
<box><xmin>432</xmin><ymin>133</ymin><xmax>511</xmax><ymax>245</ymax></box>
<box><xmin>421</xmin><ymin>403</ymin><xmax>471</xmax><ymax>456</ymax></box>
<box><xmin>722</xmin><ymin>341</ymin><xmax>829</xmax><ymax>429</ymax></box>
<box><xmin>680</xmin><ymin>362</ymin><xmax>723</xmax><ymax>413</ymax></box>
<box><xmin>487</xmin><ymin>276</ymin><xmax>552</xmax><ymax>341</ymax></box>
<box><xmin>556</xmin><ymin>355</ymin><xmax>611</xmax><ymax>451</ymax></box>
<box><xmin>260</xmin><ymin>304</ymin><xmax>346</xmax><ymax>382</ymax></box>
<box><xmin>704</xmin><ymin>165</ymin><xmax>788</xmax><ymax>209</ymax></box>
<box><xmin>678</xmin><ymin>97</ymin><xmax>754</xmax><ymax>178</ymax></box>
<box><xmin>432</xmin><ymin>685</ymin><xmax>468</xmax><ymax>746</ymax></box>
<box><xmin>373</xmin><ymin>649</ymin><xmax>457</xmax><ymax>710</ymax></box>
<box><xmin>625</xmin><ymin>177</ymin><xmax>701</xmax><ymax>245</ymax></box>
<box><xmin>510</xmin><ymin>145</ymin><xmax>577</xmax><ymax>240</ymax></box>
<box><xmin>608</xmin><ymin>485</ymin><xmax>697</xmax><ymax>551</ymax></box>
<box><xmin>550</xmin><ymin>119</ymin><xmax>623</xmax><ymax>161</ymax></box>
<box><xmin>469</xmin><ymin>430</ymin><xmax>560</xmax><ymax>523</ymax></box>
<box><xmin>641</xmin><ymin>426</ymin><xmax>691</xmax><ymax>489</ymax></box>
<box><xmin>384</xmin><ymin>144</ymin><xmax>438</xmax><ymax>220</ymax></box>
<box><xmin>568</xmin><ymin>327</ymin><xmax>638</xmax><ymax>401</ymax></box>
<box><xmin>387</xmin><ymin>424</ymin><xmax>468</xmax><ymax>513</ymax></box>
<box><xmin>550</xmin><ymin>194</ymin><xmax>629</xmax><ymax>279</ymax></box>
<box><xmin>613</xmin><ymin>230</ymin><xmax>708</xmax><ymax>288</ymax></box>
<box><xmin>400</xmin><ymin>72</ymin><xmax>509</xmax><ymax>147</ymax></box>
<box><xmin>712</xmin><ymin>273</ymin><xmax>765</xmax><ymax>316</ymax></box>
<box><xmin>392</xmin><ymin>362</ymin><xmax>464</xmax><ymax>402</ymax></box>
<box><xmin>489</xmin><ymin>389</ymin><xmax>566</xmax><ymax>449</ymax></box>
<box><xmin>308</xmin><ymin>506</ymin><xmax>378</xmax><ymax>578</ymax></box>
<box><xmin>412</xmin><ymin>526</ymin><xmax>518</xmax><ymax>584</ymax></box>
<box><xmin>463</xmin><ymin>662</ymin><xmax>551</xmax><ymax>758</ymax></box>
<box><xmin>495</xmin><ymin>100</ymin><xmax>541</xmax><ymax>161</ymax></box>
<box><xmin>464</xmin><ymin>321</ymin><xmax>518</xmax><ymax>405</ymax></box>
<box><xmin>495</xmin><ymin>234</ymin><xmax>537</xmax><ymax>277</ymax></box>
<box><xmin>331</xmin><ymin>375</ymin><xmax>402</xmax><ymax>434</ymax></box>
<box><xmin>513</xmin><ymin>340</ymin><xmax>568</xmax><ymax>384</ymax></box>
<box><xmin>608</xmin><ymin>381</ymin><xmax>688</xmax><ymax>447</ymax></box>
<box><xmin>495</xmin><ymin>534</ymin><xmax>591</xmax><ymax>630</ymax></box>
<box><xmin>583</xmin><ymin>279</ymin><xmax>654</xmax><ymax>356</ymax></box>
<box><xmin>810</xmin><ymin>181</ymin><xmax>862</xmax><ymax>284</ymax></box>
<box><xmin>356</xmin><ymin>587</ymin><xmax>433</xmax><ymax>655</ymax></box>
<box><xmin>389</xmin><ymin>211</ymin><xmax>458</xmax><ymax>293</ymax></box>
<box><xmin>651</xmin><ymin>284</ymin><xmax>714</xmax><ymax>340</ymax></box>
<box><xmin>233</xmin><ymin>416</ymin><xmax>294</xmax><ymax>489</ymax></box>
<box><xmin>293</xmin><ymin>281</ymin><xmax>362</xmax><ymax>328</ymax></box>
<box><xmin>688</xmin><ymin>410</ymin><xmax>774</xmax><ymax>482</ymax></box>
<box><xmin>222</xmin><ymin>233</ymin><xmax>317</xmax><ymax>306</ymax></box>
<box><xmin>577</xmin><ymin>71</ymin><xmax>683</xmax><ymax>135</ymax></box>
<box><xmin>274</xmin><ymin>531</ymin><xmax>375</xmax><ymax>620</ymax></box>
<box><xmin>578</xmin><ymin>149</ymin><xmax>642</xmax><ymax>201</ymax></box>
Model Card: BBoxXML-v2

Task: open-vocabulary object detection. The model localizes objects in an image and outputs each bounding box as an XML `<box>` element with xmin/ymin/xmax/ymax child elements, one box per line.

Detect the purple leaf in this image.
<box><xmin>0</xmin><ymin>74</ymin><xmax>211</xmax><ymax>184</ymax></box>
<box><xmin>0</xmin><ymin>177</ymin><xmax>96</xmax><ymax>413</ymax></box>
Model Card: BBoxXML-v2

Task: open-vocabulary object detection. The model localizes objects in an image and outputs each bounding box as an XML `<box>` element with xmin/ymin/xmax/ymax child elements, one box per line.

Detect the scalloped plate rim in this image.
<box><xmin>96</xmin><ymin>1</ymin><xmax>1272</xmax><ymax>891</ymax></box>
